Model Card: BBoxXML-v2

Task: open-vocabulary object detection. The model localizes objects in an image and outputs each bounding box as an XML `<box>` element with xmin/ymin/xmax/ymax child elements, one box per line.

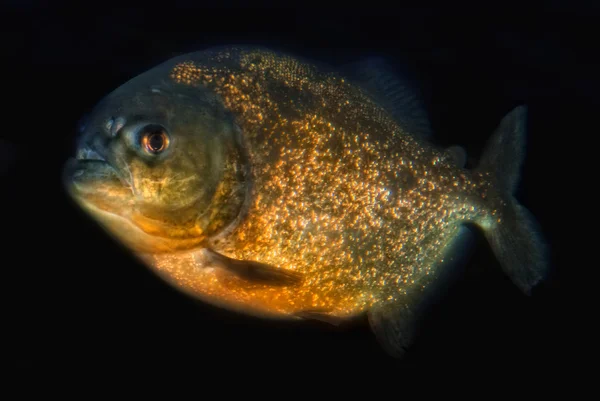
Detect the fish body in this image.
<box><xmin>63</xmin><ymin>46</ymin><xmax>549</xmax><ymax>356</ymax></box>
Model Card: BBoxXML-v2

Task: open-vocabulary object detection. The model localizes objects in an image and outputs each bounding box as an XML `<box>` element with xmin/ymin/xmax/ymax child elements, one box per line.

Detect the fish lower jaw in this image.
<box><xmin>74</xmin><ymin>198</ymin><xmax>206</xmax><ymax>254</ymax></box>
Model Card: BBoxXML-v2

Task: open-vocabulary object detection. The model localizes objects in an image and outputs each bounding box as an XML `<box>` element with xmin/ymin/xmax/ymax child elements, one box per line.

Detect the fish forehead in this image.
<box><xmin>149</xmin><ymin>47</ymin><xmax>489</xmax><ymax>317</ymax></box>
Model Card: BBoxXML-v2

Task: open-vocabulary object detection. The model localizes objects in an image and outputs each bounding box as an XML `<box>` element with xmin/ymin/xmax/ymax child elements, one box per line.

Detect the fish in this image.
<box><xmin>62</xmin><ymin>46</ymin><xmax>549</xmax><ymax>357</ymax></box>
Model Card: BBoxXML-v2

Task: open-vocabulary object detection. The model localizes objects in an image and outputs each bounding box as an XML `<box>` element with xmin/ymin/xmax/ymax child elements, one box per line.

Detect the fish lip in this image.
<box><xmin>64</xmin><ymin>155</ymin><xmax>131</xmax><ymax>191</ymax></box>
<box><xmin>75</xmin><ymin>147</ymin><xmax>106</xmax><ymax>162</ymax></box>
<box><xmin>69</xmin><ymin>142</ymin><xmax>134</xmax><ymax>189</ymax></box>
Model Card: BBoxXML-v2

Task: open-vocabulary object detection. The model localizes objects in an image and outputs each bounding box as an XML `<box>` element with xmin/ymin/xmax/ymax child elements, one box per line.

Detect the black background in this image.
<box><xmin>4</xmin><ymin>0</ymin><xmax>585</xmax><ymax>380</ymax></box>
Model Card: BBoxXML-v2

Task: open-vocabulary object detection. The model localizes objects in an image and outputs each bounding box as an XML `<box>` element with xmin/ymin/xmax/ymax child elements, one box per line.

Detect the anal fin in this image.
<box><xmin>368</xmin><ymin>226</ymin><xmax>477</xmax><ymax>358</ymax></box>
<box><xmin>368</xmin><ymin>300</ymin><xmax>417</xmax><ymax>358</ymax></box>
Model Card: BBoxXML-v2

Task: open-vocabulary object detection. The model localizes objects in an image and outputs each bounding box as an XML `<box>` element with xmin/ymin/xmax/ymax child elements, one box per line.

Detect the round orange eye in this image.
<box><xmin>141</xmin><ymin>125</ymin><xmax>169</xmax><ymax>154</ymax></box>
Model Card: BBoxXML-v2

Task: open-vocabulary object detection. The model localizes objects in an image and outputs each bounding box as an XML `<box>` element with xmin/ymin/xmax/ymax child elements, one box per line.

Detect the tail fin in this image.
<box><xmin>476</xmin><ymin>106</ymin><xmax>549</xmax><ymax>295</ymax></box>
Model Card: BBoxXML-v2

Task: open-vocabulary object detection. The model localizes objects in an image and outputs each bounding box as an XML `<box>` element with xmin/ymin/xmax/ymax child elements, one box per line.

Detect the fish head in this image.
<box><xmin>63</xmin><ymin>77</ymin><xmax>240</xmax><ymax>254</ymax></box>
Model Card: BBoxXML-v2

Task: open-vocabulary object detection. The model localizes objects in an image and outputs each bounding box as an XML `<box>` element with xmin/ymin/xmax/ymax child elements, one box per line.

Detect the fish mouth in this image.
<box><xmin>63</xmin><ymin>145</ymin><xmax>133</xmax><ymax>217</ymax></box>
<box><xmin>75</xmin><ymin>147</ymin><xmax>107</xmax><ymax>162</ymax></box>
<box><xmin>65</xmin><ymin>143</ymin><xmax>131</xmax><ymax>191</ymax></box>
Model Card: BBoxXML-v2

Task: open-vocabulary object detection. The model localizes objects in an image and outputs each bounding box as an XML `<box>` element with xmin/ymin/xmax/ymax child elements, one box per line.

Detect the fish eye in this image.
<box><xmin>140</xmin><ymin>124</ymin><xmax>170</xmax><ymax>154</ymax></box>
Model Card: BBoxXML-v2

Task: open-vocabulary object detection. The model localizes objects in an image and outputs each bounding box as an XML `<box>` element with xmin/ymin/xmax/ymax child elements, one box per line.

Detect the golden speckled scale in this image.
<box><xmin>150</xmin><ymin>48</ymin><xmax>492</xmax><ymax>318</ymax></box>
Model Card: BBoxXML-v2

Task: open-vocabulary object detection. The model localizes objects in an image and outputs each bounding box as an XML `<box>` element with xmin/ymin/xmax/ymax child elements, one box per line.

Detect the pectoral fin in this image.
<box><xmin>204</xmin><ymin>248</ymin><xmax>303</xmax><ymax>286</ymax></box>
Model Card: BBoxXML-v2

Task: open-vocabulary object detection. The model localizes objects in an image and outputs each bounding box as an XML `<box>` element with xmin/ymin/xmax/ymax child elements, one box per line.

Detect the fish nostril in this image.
<box><xmin>105</xmin><ymin>117</ymin><xmax>115</xmax><ymax>132</ymax></box>
<box><xmin>107</xmin><ymin>117</ymin><xmax>126</xmax><ymax>137</ymax></box>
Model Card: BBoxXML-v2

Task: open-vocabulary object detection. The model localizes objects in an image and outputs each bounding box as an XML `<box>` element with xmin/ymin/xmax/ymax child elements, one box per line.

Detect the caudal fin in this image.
<box><xmin>476</xmin><ymin>106</ymin><xmax>550</xmax><ymax>295</ymax></box>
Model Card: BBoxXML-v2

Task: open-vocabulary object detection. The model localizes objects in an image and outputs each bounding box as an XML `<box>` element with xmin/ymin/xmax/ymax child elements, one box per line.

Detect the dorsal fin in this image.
<box><xmin>341</xmin><ymin>57</ymin><xmax>432</xmax><ymax>140</ymax></box>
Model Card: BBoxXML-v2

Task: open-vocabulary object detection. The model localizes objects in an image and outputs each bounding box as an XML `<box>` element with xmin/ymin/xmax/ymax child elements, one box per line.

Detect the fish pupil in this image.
<box><xmin>142</xmin><ymin>124</ymin><xmax>168</xmax><ymax>153</ymax></box>
<box><xmin>149</xmin><ymin>133</ymin><xmax>163</xmax><ymax>151</ymax></box>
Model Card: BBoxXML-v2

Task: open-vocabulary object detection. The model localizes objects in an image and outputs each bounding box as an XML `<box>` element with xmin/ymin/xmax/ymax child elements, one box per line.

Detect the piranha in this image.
<box><xmin>63</xmin><ymin>46</ymin><xmax>549</xmax><ymax>357</ymax></box>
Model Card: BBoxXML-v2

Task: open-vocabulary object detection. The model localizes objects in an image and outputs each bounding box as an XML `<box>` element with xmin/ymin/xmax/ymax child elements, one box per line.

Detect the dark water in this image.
<box><xmin>4</xmin><ymin>2</ymin><xmax>585</xmax><ymax>380</ymax></box>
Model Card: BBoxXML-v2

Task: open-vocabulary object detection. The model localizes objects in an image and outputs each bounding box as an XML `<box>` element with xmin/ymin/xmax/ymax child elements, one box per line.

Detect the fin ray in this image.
<box><xmin>475</xmin><ymin>106</ymin><xmax>550</xmax><ymax>294</ymax></box>
<box><xmin>367</xmin><ymin>226</ymin><xmax>476</xmax><ymax>358</ymax></box>
<box><xmin>341</xmin><ymin>57</ymin><xmax>432</xmax><ymax>139</ymax></box>
<box><xmin>368</xmin><ymin>300</ymin><xmax>416</xmax><ymax>358</ymax></box>
<box><xmin>204</xmin><ymin>248</ymin><xmax>303</xmax><ymax>286</ymax></box>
